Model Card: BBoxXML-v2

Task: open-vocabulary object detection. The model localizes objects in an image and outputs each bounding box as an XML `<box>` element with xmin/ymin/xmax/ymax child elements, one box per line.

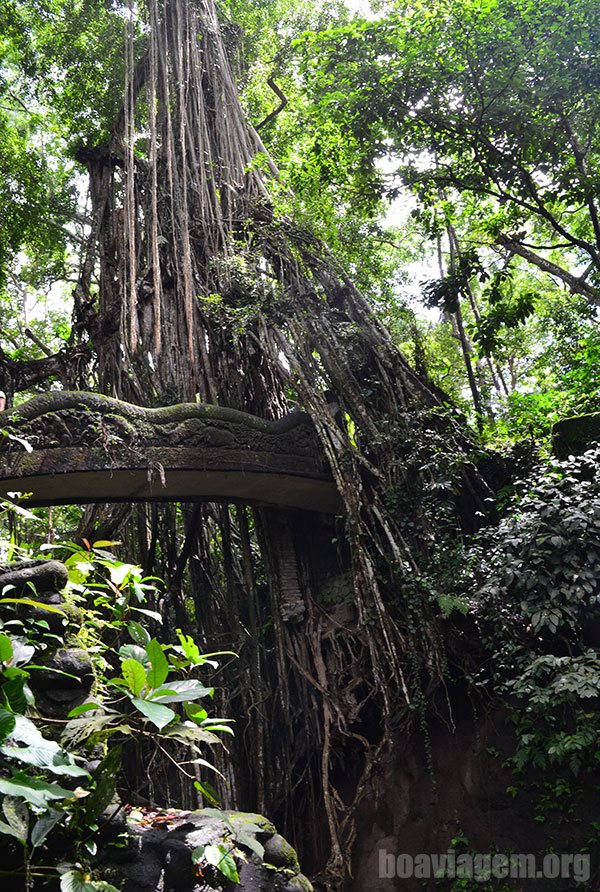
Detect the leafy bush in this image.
<box><xmin>469</xmin><ymin>449</ymin><xmax>600</xmax><ymax>801</ymax></box>
<box><xmin>0</xmin><ymin>534</ymin><xmax>234</xmax><ymax>890</ymax></box>
<box><xmin>473</xmin><ymin>447</ymin><xmax>600</xmax><ymax>639</ymax></box>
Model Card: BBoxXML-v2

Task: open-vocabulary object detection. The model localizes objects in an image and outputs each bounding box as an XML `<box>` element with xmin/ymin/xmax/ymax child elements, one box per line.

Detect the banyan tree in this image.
<box><xmin>1</xmin><ymin>0</ymin><xmax>492</xmax><ymax>886</ymax></box>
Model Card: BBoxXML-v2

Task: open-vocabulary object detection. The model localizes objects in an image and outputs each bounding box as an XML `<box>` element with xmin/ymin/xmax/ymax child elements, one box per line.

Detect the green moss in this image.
<box><xmin>263</xmin><ymin>832</ymin><xmax>300</xmax><ymax>870</ymax></box>
<box><xmin>281</xmin><ymin>874</ymin><xmax>314</xmax><ymax>892</ymax></box>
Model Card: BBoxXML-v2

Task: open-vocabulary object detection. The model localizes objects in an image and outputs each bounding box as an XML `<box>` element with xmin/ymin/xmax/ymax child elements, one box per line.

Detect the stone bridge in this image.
<box><xmin>0</xmin><ymin>391</ymin><xmax>342</xmax><ymax>514</ymax></box>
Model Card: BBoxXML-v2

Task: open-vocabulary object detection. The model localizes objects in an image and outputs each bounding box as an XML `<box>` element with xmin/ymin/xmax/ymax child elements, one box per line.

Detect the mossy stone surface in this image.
<box><xmin>552</xmin><ymin>412</ymin><xmax>600</xmax><ymax>459</ymax></box>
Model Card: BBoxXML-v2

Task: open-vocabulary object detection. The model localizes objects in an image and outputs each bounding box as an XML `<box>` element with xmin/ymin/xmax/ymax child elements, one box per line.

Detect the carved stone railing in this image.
<box><xmin>0</xmin><ymin>392</ymin><xmax>342</xmax><ymax>513</ymax></box>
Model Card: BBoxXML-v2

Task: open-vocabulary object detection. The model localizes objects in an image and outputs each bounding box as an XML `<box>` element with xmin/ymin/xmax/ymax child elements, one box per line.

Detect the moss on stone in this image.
<box><xmin>263</xmin><ymin>833</ymin><xmax>300</xmax><ymax>870</ymax></box>
<box><xmin>552</xmin><ymin>412</ymin><xmax>600</xmax><ymax>459</ymax></box>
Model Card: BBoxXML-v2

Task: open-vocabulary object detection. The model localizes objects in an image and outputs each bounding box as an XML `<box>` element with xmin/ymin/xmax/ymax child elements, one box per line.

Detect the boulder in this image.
<box><xmin>95</xmin><ymin>808</ymin><xmax>314</xmax><ymax>892</ymax></box>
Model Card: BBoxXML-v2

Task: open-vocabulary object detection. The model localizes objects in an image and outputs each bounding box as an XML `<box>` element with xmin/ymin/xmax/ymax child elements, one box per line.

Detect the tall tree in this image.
<box><xmin>1</xmin><ymin>1</ymin><xmax>489</xmax><ymax>884</ymax></box>
<box><xmin>299</xmin><ymin>0</ymin><xmax>600</xmax><ymax>304</ymax></box>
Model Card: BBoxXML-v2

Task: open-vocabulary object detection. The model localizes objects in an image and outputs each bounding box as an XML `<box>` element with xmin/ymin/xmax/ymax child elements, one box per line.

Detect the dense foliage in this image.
<box><xmin>0</xmin><ymin>508</ymin><xmax>232</xmax><ymax>890</ymax></box>
<box><xmin>461</xmin><ymin>449</ymin><xmax>600</xmax><ymax>826</ymax></box>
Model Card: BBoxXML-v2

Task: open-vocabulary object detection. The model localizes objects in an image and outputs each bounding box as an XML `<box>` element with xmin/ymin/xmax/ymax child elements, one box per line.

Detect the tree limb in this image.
<box><xmin>256</xmin><ymin>78</ymin><xmax>288</xmax><ymax>131</ymax></box>
<box><xmin>496</xmin><ymin>233</ymin><xmax>599</xmax><ymax>303</ymax></box>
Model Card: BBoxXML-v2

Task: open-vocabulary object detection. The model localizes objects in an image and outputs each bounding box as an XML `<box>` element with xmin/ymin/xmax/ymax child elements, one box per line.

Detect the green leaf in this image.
<box><xmin>2</xmin><ymin>676</ymin><xmax>28</xmax><ymax>713</ymax></box>
<box><xmin>185</xmin><ymin>703</ymin><xmax>207</xmax><ymax>724</ymax></box>
<box><xmin>9</xmin><ymin>638</ymin><xmax>35</xmax><ymax>666</ymax></box>
<box><xmin>0</xmin><ymin>817</ymin><xmax>26</xmax><ymax>843</ymax></box>
<box><xmin>67</xmin><ymin>702</ymin><xmax>101</xmax><ymax>719</ymax></box>
<box><xmin>174</xmin><ymin>629</ymin><xmax>202</xmax><ymax>664</ymax></box>
<box><xmin>236</xmin><ymin>830</ymin><xmax>264</xmax><ymax>859</ymax></box>
<box><xmin>31</xmin><ymin>809</ymin><xmax>62</xmax><ymax>848</ymax></box>
<box><xmin>145</xmin><ymin>638</ymin><xmax>169</xmax><ymax>688</ymax></box>
<box><xmin>131</xmin><ymin>697</ymin><xmax>175</xmax><ymax>730</ymax></box>
<box><xmin>127</xmin><ymin>621</ymin><xmax>150</xmax><ymax>647</ymax></box>
<box><xmin>121</xmin><ymin>659</ymin><xmax>146</xmax><ymax>697</ymax></box>
<box><xmin>0</xmin><ymin>633</ymin><xmax>13</xmax><ymax>663</ymax></box>
<box><xmin>118</xmin><ymin>644</ymin><xmax>150</xmax><ymax>666</ymax></box>
<box><xmin>162</xmin><ymin>721</ymin><xmax>222</xmax><ymax>749</ymax></box>
<box><xmin>59</xmin><ymin>869</ymin><xmax>99</xmax><ymax>892</ymax></box>
<box><xmin>0</xmin><ymin>597</ymin><xmax>65</xmax><ymax>615</ymax></box>
<box><xmin>108</xmin><ymin>563</ymin><xmax>136</xmax><ymax>587</ymax></box>
<box><xmin>0</xmin><ymin>707</ymin><xmax>16</xmax><ymax>742</ymax></box>
<box><xmin>0</xmin><ymin>742</ymin><xmax>89</xmax><ymax>777</ymax></box>
<box><xmin>0</xmin><ymin>773</ymin><xmax>73</xmax><ymax>808</ymax></box>
<box><xmin>83</xmin><ymin>746</ymin><xmax>121</xmax><ymax>824</ymax></box>
<box><xmin>147</xmin><ymin>680</ymin><xmax>213</xmax><ymax>703</ymax></box>
<box><xmin>193</xmin><ymin>780</ymin><xmax>220</xmax><ymax>806</ymax></box>
<box><xmin>64</xmin><ymin>555</ymin><xmax>95</xmax><ymax>585</ymax></box>
<box><xmin>3</xmin><ymin>795</ymin><xmax>29</xmax><ymax>842</ymax></box>
<box><xmin>195</xmin><ymin>843</ymin><xmax>240</xmax><ymax>884</ymax></box>
<box><xmin>62</xmin><ymin>712</ymin><xmax>121</xmax><ymax>748</ymax></box>
<box><xmin>130</xmin><ymin>607</ymin><xmax>162</xmax><ymax>624</ymax></box>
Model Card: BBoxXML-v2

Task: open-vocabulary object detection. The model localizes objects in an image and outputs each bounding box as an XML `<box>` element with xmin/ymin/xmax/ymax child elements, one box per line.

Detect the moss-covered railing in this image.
<box><xmin>0</xmin><ymin>392</ymin><xmax>342</xmax><ymax>513</ymax></box>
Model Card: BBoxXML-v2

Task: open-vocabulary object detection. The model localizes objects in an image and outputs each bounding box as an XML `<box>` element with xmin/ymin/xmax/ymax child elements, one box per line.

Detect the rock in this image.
<box><xmin>30</xmin><ymin>646</ymin><xmax>93</xmax><ymax>690</ymax></box>
<box><xmin>93</xmin><ymin>808</ymin><xmax>313</xmax><ymax>892</ymax></box>
<box><xmin>263</xmin><ymin>833</ymin><xmax>300</xmax><ymax>870</ymax></box>
<box><xmin>18</xmin><ymin>589</ymin><xmax>67</xmax><ymax>632</ymax></box>
<box><xmin>282</xmin><ymin>876</ymin><xmax>314</xmax><ymax>892</ymax></box>
<box><xmin>30</xmin><ymin>645</ymin><xmax>94</xmax><ymax>715</ymax></box>
<box><xmin>0</xmin><ymin>559</ymin><xmax>69</xmax><ymax>597</ymax></box>
<box><xmin>552</xmin><ymin>411</ymin><xmax>600</xmax><ymax>459</ymax></box>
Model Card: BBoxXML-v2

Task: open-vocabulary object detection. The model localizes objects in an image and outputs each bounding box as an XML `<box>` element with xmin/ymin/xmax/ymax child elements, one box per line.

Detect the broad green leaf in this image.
<box><xmin>162</xmin><ymin>721</ymin><xmax>222</xmax><ymax>749</ymax></box>
<box><xmin>185</xmin><ymin>703</ymin><xmax>207</xmax><ymax>724</ymax></box>
<box><xmin>130</xmin><ymin>578</ymin><xmax>146</xmax><ymax>603</ymax></box>
<box><xmin>2</xmin><ymin>675</ymin><xmax>28</xmax><ymax>713</ymax></box>
<box><xmin>31</xmin><ymin>809</ymin><xmax>62</xmax><ymax>848</ymax></box>
<box><xmin>92</xmin><ymin>540</ymin><xmax>122</xmax><ymax>548</ymax></box>
<box><xmin>8</xmin><ymin>715</ymin><xmax>56</xmax><ymax>747</ymax></box>
<box><xmin>194</xmin><ymin>780</ymin><xmax>220</xmax><ymax>806</ymax></box>
<box><xmin>109</xmin><ymin>563</ymin><xmax>137</xmax><ymax>586</ymax></box>
<box><xmin>83</xmin><ymin>746</ymin><xmax>121</xmax><ymax>823</ymax></box>
<box><xmin>145</xmin><ymin>638</ymin><xmax>169</xmax><ymax>688</ymax></box>
<box><xmin>9</xmin><ymin>639</ymin><xmax>35</xmax><ymax>666</ymax></box>
<box><xmin>0</xmin><ymin>773</ymin><xmax>73</xmax><ymax>808</ymax></box>
<box><xmin>130</xmin><ymin>607</ymin><xmax>162</xmax><ymax>624</ymax></box>
<box><xmin>199</xmin><ymin>843</ymin><xmax>240</xmax><ymax>884</ymax></box>
<box><xmin>0</xmin><ymin>707</ymin><xmax>16</xmax><ymax>741</ymax></box>
<box><xmin>121</xmin><ymin>659</ymin><xmax>146</xmax><ymax>697</ymax></box>
<box><xmin>62</xmin><ymin>713</ymin><xmax>120</xmax><ymax>749</ymax></box>
<box><xmin>147</xmin><ymin>680</ymin><xmax>213</xmax><ymax>703</ymax></box>
<box><xmin>3</xmin><ymin>796</ymin><xmax>29</xmax><ymax>842</ymax></box>
<box><xmin>174</xmin><ymin>630</ymin><xmax>202</xmax><ymax>664</ymax></box>
<box><xmin>0</xmin><ymin>598</ymin><xmax>65</xmax><ymax>615</ymax></box>
<box><xmin>59</xmin><ymin>869</ymin><xmax>100</xmax><ymax>892</ymax></box>
<box><xmin>236</xmin><ymin>830</ymin><xmax>264</xmax><ymax>859</ymax></box>
<box><xmin>0</xmin><ymin>817</ymin><xmax>26</xmax><ymax>842</ymax></box>
<box><xmin>0</xmin><ymin>743</ymin><xmax>89</xmax><ymax>777</ymax></box>
<box><xmin>67</xmin><ymin>702</ymin><xmax>101</xmax><ymax>718</ymax></box>
<box><xmin>118</xmin><ymin>644</ymin><xmax>150</xmax><ymax>666</ymax></box>
<box><xmin>0</xmin><ymin>633</ymin><xmax>13</xmax><ymax>663</ymax></box>
<box><xmin>64</xmin><ymin>555</ymin><xmax>94</xmax><ymax>585</ymax></box>
<box><xmin>131</xmin><ymin>697</ymin><xmax>175</xmax><ymax>730</ymax></box>
<box><xmin>127</xmin><ymin>621</ymin><xmax>150</xmax><ymax>647</ymax></box>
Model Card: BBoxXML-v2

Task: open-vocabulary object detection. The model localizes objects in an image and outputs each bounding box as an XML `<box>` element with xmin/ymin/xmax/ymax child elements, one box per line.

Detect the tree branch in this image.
<box><xmin>496</xmin><ymin>233</ymin><xmax>599</xmax><ymax>303</ymax></box>
<box><xmin>256</xmin><ymin>78</ymin><xmax>288</xmax><ymax>131</ymax></box>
